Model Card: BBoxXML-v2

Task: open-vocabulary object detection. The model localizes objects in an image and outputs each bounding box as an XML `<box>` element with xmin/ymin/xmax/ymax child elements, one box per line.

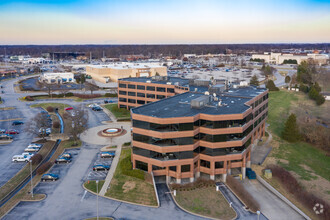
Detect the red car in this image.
<box><xmin>6</xmin><ymin>129</ymin><xmax>19</xmax><ymax>134</ymax></box>
<box><xmin>65</xmin><ymin>107</ymin><xmax>73</xmax><ymax>111</ymax></box>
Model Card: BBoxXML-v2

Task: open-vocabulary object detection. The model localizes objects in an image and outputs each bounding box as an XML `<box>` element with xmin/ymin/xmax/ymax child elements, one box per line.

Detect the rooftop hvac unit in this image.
<box><xmin>204</xmin><ymin>91</ymin><xmax>210</xmax><ymax>95</ymax></box>
<box><xmin>195</xmin><ymin>88</ymin><xmax>198</xmax><ymax>92</ymax></box>
<box><xmin>218</xmin><ymin>100</ymin><xmax>222</xmax><ymax>106</ymax></box>
<box><xmin>166</xmin><ymin>82</ymin><xmax>172</xmax><ymax>85</ymax></box>
<box><xmin>146</xmin><ymin>80</ymin><xmax>151</xmax><ymax>83</ymax></box>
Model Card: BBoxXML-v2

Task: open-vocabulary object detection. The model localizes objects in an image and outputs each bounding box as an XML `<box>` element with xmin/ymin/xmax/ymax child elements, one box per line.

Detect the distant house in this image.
<box><xmin>39</xmin><ymin>72</ymin><xmax>75</xmax><ymax>84</ymax></box>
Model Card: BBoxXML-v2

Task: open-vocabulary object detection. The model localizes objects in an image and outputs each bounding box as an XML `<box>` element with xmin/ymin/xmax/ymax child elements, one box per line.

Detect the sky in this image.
<box><xmin>0</xmin><ymin>0</ymin><xmax>329</xmax><ymax>45</ymax></box>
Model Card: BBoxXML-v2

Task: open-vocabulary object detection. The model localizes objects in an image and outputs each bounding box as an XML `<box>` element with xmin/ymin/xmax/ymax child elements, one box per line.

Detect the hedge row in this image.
<box><xmin>119</xmin><ymin>155</ymin><xmax>144</xmax><ymax>180</ymax></box>
<box><xmin>170</xmin><ymin>178</ymin><xmax>215</xmax><ymax>191</ymax></box>
<box><xmin>73</xmin><ymin>93</ymin><xmax>102</xmax><ymax>99</ymax></box>
<box><xmin>31</xmin><ymin>154</ymin><xmax>43</xmax><ymax>165</ymax></box>
<box><xmin>268</xmin><ymin>165</ymin><xmax>329</xmax><ymax>220</ymax></box>
<box><xmin>226</xmin><ymin>175</ymin><xmax>260</xmax><ymax>212</ymax></box>
<box><xmin>104</xmin><ymin>93</ymin><xmax>117</xmax><ymax>97</ymax></box>
<box><xmin>36</xmin><ymin>161</ymin><xmax>53</xmax><ymax>175</ymax></box>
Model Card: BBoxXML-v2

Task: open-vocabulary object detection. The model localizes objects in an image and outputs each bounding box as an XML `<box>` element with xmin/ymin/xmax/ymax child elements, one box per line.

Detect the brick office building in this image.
<box><xmin>130</xmin><ymin>86</ymin><xmax>268</xmax><ymax>183</ymax></box>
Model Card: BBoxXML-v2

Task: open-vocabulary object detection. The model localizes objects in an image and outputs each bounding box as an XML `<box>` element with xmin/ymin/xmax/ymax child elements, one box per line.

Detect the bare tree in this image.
<box><xmin>25</xmin><ymin>112</ymin><xmax>52</xmax><ymax>141</ymax></box>
<box><xmin>85</xmin><ymin>82</ymin><xmax>98</xmax><ymax>94</ymax></box>
<box><xmin>37</xmin><ymin>81</ymin><xmax>53</xmax><ymax>97</ymax></box>
<box><xmin>66</xmin><ymin>106</ymin><xmax>88</xmax><ymax>145</ymax></box>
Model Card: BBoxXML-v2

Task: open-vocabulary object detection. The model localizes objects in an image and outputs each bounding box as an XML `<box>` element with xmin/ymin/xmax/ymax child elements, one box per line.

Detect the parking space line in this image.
<box><xmin>80</xmin><ymin>190</ymin><xmax>87</xmax><ymax>202</ymax></box>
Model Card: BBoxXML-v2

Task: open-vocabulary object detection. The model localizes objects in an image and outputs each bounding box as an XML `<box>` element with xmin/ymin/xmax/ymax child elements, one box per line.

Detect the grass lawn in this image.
<box><xmin>104</xmin><ymin>104</ymin><xmax>130</xmax><ymax>120</ymax></box>
<box><xmin>105</xmin><ymin>148</ymin><xmax>157</xmax><ymax>206</ymax></box>
<box><xmin>85</xmin><ymin>218</ymin><xmax>113</xmax><ymax>220</ymax></box>
<box><xmin>30</xmin><ymin>103</ymin><xmax>70</xmax><ymax>115</ymax></box>
<box><xmin>84</xmin><ymin>180</ymin><xmax>105</xmax><ymax>193</ymax></box>
<box><xmin>267</xmin><ymin>90</ymin><xmax>330</xmax><ymax>181</ymax></box>
<box><xmin>175</xmin><ymin>187</ymin><xmax>236</xmax><ymax>220</ymax></box>
<box><xmin>62</xmin><ymin>139</ymin><xmax>82</xmax><ymax>149</ymax></box>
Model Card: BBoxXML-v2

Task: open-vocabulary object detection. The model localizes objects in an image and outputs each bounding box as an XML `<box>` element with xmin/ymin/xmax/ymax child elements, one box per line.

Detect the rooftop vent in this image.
<box><xmin>146</xmin><ymin>80</ymin><xmax>151</xmax><ymax>83</ymax></box>
<box><xmin>191</xmin><ymin>96</ymin><xmax>210</xmax><ymax>109</ymax></box>
<box><xmin>166</xmin><ymin>82</ymin><xmax>172</xmax><ymax>85</ymax></box>
<box><xmin>218</xmin><ymin>100</ymin><xmax>222</xmax><ymax>106</ymax></box>
<box><xmin>204</xmin><ymin>91</ymin><xmax>210</xmax><ymax>95</ymax></box>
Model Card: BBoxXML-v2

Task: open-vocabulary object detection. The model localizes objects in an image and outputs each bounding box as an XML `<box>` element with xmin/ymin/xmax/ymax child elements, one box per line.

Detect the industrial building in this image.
<box><xmin>86</xmin><ymin>62</ymin><xmax>167</xmax><ymax>84</ymax></box>
<box><xmin>130</xmin><ymin>86</ymin><xmax>268</xmax><ymax>183</ymax></box>
<box><xmin>39</xmin><ymin>72</ymin><xmax>75</xmax><ymax>84</ymax></box>
<box><xmin>252</xmin><ymin>52</ymin><xmax>328</xmax><ymax>65</ymax></box>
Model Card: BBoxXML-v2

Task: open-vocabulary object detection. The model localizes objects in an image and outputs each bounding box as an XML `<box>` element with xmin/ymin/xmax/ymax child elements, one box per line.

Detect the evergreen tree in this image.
<box><xmin>282</xmin><ymin>113</ymin><xmax>300</xmax><ymax>142</ymax></box>
<box><xmin>308</xmin><ymin>86</ymin><xmax>318</xmax><ymax>100</ymax></box>
<box><xmin>250</xmin><ymin>75</ymin><xmax>259</xmax><ymax>86</ymax></box>
<box><xmin>266</xmin><ymin>80</ymin><xmax>279</xmax><ymax>91</ymax></box>
<box><xmin>314</xmin><ymin>82</ymin><xmax>321</xmax><ymax>93</ymax></box>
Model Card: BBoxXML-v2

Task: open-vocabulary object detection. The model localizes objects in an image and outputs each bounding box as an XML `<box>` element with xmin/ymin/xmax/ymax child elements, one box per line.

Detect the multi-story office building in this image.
<box><xmin>118</xmin><ymin>76</ymin><xmax>211</xmax><ymax>109</ymax></box>
<box><xmin>130</xmin><ymin>86</ymin><xmax>268</xmax><ymax>183</ymax></box>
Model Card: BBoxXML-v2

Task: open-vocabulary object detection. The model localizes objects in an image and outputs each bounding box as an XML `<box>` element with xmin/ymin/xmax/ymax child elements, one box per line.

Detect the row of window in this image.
<box><xmin>119</xmin><ymin>91</ymin><xmax>167</xmax><ymax>99</ymax></box>
<box><xmin>119</xmin><ymin>96</ymin><xmax>166</xmax><ymax>104</ymax></box>
<box><xmin>254</xmin><ymin>103</ymin><xmax>268</xmax><ymax>118</ymax></box>
<box><xmin>254</xmin><ymin>112</ymin><xmax>267</xmax><ymax>128</ymax></box>
<box><xmin>252</xmin><ymin>93</ymin><xmax>268</xmax><ymax>109</ymax></box>
<box><xmin>119</xmin><ymin>83</ymin><xmax>175</xmax><ymax>93</ymax></box>
<box><xmin>132</xmin><ymin>114</ymin><xmax>253</xmax><ymax>132</ymax></box>
<box><xmin>133</xmin><ymin>126</ymin><xmax>252</xmax><ymax>146</ymax></box>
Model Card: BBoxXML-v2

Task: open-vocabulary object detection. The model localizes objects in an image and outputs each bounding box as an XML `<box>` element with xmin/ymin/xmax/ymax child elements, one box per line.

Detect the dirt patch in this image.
<box><xmin>122</xmin><ymin>181</ymin><xmax>136</xmax><ymax>193</ymax></box>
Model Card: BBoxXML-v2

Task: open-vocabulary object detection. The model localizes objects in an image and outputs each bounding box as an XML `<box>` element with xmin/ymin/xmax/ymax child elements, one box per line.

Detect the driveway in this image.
<box><xmin>241</xmin><ymin>179</ymin><xmax>304</xmax><ymax>220</ymax></box>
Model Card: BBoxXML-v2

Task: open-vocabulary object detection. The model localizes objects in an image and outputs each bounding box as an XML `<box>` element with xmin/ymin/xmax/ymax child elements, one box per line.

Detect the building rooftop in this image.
<box><xmin>88</xmin><ymin>62</ymin><xmax>164</xmax><ymax>70</ymax></box>
<box><xmin>132</xmin><ymin>86</ymin><xmax>266</xmax><ymax>118</ymax></box>
<box><xmin>120</xmin><ymin>76</ymin><xmax>190</xmax><ymax>86</ymax></box>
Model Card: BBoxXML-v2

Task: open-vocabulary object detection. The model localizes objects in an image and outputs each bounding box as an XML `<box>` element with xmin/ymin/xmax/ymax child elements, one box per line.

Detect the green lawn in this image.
<box><xmin>267</xmin><ymin>91</ymin><xmax>330</xmax><ymax>181</ymax></box>
<box><xmin>176</xmin><ymin>187</ymin><xmax>236</xmax><ymax>220</ymax></box>
<box><xmin>106</xmin><ymin>148</ymin><xmax>157</xmax><ymax>206</ymax></box>
<box><xmin>30</xmin><ymin>103</ymin><xmax>70</xmax><ymax>115</ymax></box>
<box><xmin>84</xmin><ymin>180</ymin><xmax>105</xmax><ymax>193</ymax></box>
<box><xmin>104</xmin><ymin>104</ymin><xmax>131</xmax><ymax>120</ymax></box>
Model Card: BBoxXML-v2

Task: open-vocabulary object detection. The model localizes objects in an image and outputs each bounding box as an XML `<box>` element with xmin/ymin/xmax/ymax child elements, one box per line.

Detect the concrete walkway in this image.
<box><xmin>251</xmin><ymin>125</ymin><xmax>273</xmax><ymax>165</ymax></box>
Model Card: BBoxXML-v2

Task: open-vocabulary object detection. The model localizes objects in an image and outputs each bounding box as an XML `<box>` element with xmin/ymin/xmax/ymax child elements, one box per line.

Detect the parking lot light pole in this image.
<box><xmin>96</xmin><ymin>180</ymin><xmax>99</xmax><ymax>220</ymax></box>
<box><xmin>30</xmin><ymin>160</ymin><xmax>33</xmax><ymax>198</ymax></box>
<box><xmin>257</xmin><ymin>210</ymin><xmax>260</xmax><ymax>220</ymax></box>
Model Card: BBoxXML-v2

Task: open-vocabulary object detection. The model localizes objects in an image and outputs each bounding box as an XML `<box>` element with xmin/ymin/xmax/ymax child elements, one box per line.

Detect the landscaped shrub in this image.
<box><xmin>31</xmin><ymin>154</ymin><xmax>43</xmax><ymax>165</ymax></box>
<box><xmin>285</xmin><ymin>75</ymin><xmax>291</xmax><ymax>83</ymax></box>
<box><xmin>119</xmin><ymin>155</ymin><xmax>144</xmax><ymax>180</ymax></box>
<box><xmin>267</xmin><ymin>165</ymin><xmax>330</xmax><ymax>220</ymax></box>
<box><xmin>25</xmin><ymin>96</ymin><xmax>34</xmax><ymax>101</ymax></box>
<box><xmin>66</xmin><ymin>92</ymin><xmax>74</xmax><ymax>97</ymax></box>
<box><xmin>104</xmin><ymin>93</ymin><xmax>117</xmax><ymax>97</ymax></box>
<box><xmin>73</xmin><ymin>93</ymin><xmax>102</xmax><ymax>99</ymax></box>
<box><xmin>53</xmin><ymin>121</ymin><xmax>60</xmax><ymax>129</ymax></box>
<box><xmin>123</xmin><ymin>142</ymin><xmax>131</xmax><ymax>146</ymax></box>
<box><xmin>299</xmin><ymin>84</ymin><xmax>309</xmax><ymax>93</ymax></box>
<box><xmin>282</xmin><ymin>113</ymin><xmax>300</xmax><ymax>142</ymax></box>
<box><xmin>226</xmin><ymin>175</ymin><xmax>260</xmax><ymax>212</ymax></box>
<box><xmin>36</xmin><ymin>161</ymin><xmax>53</xmax><ymax>175</ymax></box>
<box><xmin>46</xmin><ymin>106</ymin><xmax>54</xmax><ymax>112</ymax></box>
<box><xmin>266</xmin><ymin>80</ymin><xmax>279</xmax><ymax>91</ymax></box>
<box><xmin>170</xmin><ymin>178</ymin><xmax>215</xmax><ymax>191</ymax></box>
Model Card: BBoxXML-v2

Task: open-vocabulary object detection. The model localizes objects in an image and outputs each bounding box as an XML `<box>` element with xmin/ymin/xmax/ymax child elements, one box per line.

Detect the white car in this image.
<box><xmin>12</xmin><ymin>155</ymin><xmax>31</xmax><ymax>162</ymax></box>
<box><xmin>28</xmin><ymin>143</ymin><xmax>42</xmax><ymax>148</ymax></box>
<box><xmin>22</xmin><ymin>152</ymin><xmax>34</xmax><ymax>157</ymax></box>
<box><xmin>88</xmin><ymin>103</ymin><xmax>99</xmax><ymax>108</ymax></box>
<box><xmin>24</xmin><ymin>146</ymin><xmax>40</xmax><ymax>152</ymax></box>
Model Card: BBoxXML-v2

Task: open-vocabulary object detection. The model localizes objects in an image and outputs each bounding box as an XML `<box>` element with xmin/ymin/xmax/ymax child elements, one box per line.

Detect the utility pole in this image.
<box><xmin>96</xmin><ymin>180</ymin><xmax>99</xmax><ymax>220</ymax></box>
<box><xmin>30</xmin><ymin>160</ymin><xmax>33</xmax><ymax>198</ymax></box>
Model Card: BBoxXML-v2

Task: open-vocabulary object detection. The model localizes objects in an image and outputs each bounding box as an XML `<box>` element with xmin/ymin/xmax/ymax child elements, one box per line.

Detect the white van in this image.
<box><xmin>12</xmin><ymin>155</ymin><xmax>31</xmax><ymax>162</ymax></box>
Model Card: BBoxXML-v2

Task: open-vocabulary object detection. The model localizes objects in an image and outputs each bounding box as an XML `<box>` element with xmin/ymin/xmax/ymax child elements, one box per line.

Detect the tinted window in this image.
<box><xmin>167</xmin><ymin>88</ymin><xmax>175</xmax><ymax>93</ymax></box>
<box><xmin>128</xmin><ymin>84</ymin><xmax>136</xmax><ymax>89</ymax></box>
<box><xmin>137</xmin><ymin>85</ymin><xmax>145</xmax><ymax>90</ymax></box>
<box><xmin>119</xmin><ymin>83</ymin><xmax>126</xmax><ymax>88</ymax></box>
<box><xmin>137</xmin><ymin>93</ymin><xmax>145</xmax><ymax>97</ymax></box>
<box><xmin>128</xmin><ymin>92</ymin><xmax>136</xmax><ymax>96</ymax></box>
<box><xmin>119</xmin><ymin>90</ymin><xmax>127</xmax><ymax>95</ymax></box>
<box><xmin>146</xmin><ymin>94</ymin><xmax>155</xmax><ymax>99</ymax></box>
<box><xmin>147</xmin><ymin>86</ymin><xmax>155</xmax><ymax>91</ymax></box>
<box><xmin>157</xmin><ymin>87</ymin><xmax>166</xmax><ymax>92</ymax></box>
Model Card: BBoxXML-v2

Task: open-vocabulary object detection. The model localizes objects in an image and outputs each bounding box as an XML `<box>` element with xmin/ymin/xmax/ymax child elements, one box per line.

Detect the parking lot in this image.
<box><xmin>85</xmin><ymin>151</ymin><xmax>113</xmax><ymax>181</ymax></box>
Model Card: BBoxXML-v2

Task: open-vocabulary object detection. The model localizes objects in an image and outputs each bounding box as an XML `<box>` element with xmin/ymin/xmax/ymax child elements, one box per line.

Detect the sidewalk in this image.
<box><xmin>251</xmin><ymin>125</ymin><xmax>273</xmax><ymax>165</ymax></box>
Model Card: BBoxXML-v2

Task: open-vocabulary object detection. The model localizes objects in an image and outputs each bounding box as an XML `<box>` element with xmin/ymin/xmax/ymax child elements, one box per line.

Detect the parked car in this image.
<box><xmin>93</xmin><ymin>164</ymin><xmax>110</xmax><ymax>171</ymax></box>
<box><xmin>12</xmin><ymin>155</ymin><xmax>31</xmax><ymax>162</ymax></box>
<box><xmin>39</xmin><ymin>128</ymin><xmax>51</xmax><ymax>136</ymax></box>
<box><xmin>0</xmin><ymin>129</ymin><xmax>6</xmax><ymax>134</ymax></box>
<box><xmin>104</xmin><ymin>99</ymin><xmax>114</xmax><ymax>104</ymax></box>
<box><xmin>65</xmin><ymin>107</ymin><xmax>73</xmax><ymax>111</ymax></box>
<box><xmin>12</xmin><ymin>121</ymin><xmax>24</xmax><ymax>126</ymax></box>
<box><xmin>6</xmin><ymin>129</ymin><xmax>19</xmax><ymax>134</ymax></box>
<box><xmin>61</xmin><ymin>153</ymin><xmax>72</xmax><ymax>159</ymax></box>
<box><xmin>0</xmin><ymin>134</ymin><xmax>13</xmax><ymax>140</ymax></box>
<box><xmin>55</xmin><ymin>156</ymin><xmax>71</xmax><ymax>164</ymax></box>
<box><xmin>24</xmin><ymin>146</ymin><xmax>40</xmax><ymax>152</ymax></box>
<box><xmin>41</xmin><ymin>173</ymin><xmax>59</xmax><ymax>182</ymax></box>
<box><xmin>27</xmin><ymin>143</ymin><xmax>42</xmax><ymax>149</ymax></box>
<box><xmin>88</xmin><ymin>103</ymin><xmax>99</xmax><ymax>108</ymax></box>
<box><xmin>100</xmin><ymin>152</ymin><xmax>115</xmax><ymax>158</ymax></box>
<box><xmin>92</xmin><ymin>106</ymin><xmax>102</xmax><ymax>111</ymax></box>
<box><xmin>22</xmin><ymin>152</ymin><xmax>34</xmax><ymax>157</ymax></box>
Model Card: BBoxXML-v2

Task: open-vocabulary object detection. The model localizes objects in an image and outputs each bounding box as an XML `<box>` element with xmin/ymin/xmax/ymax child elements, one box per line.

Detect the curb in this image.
<box><xmin>82</xmin><ymin>183</ymin><xmax>159</xmax><ymax>208</ymax></box>
<box><xmin>151</xmin><ymin>172</ymin><xmax>160</xmax><ymax>207</ymax></box>
<box><xmin>21</xmin><ymin>194</ymin><xmax>47</xmax><ymax>202</ymax></box>
<box><xmin>256</xmin><ymin>175</ymin><xmax>311</xmax><ymax>220</ymax></box>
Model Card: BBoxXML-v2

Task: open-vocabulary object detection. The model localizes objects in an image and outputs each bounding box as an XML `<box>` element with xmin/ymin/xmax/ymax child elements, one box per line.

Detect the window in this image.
<box><xmin>136</xmin><ymin>160</ymin><xmax>148</xmax><ymax>171</ymax></box>
<box><xmin>167</xmin><ymin>88</ymin><xmax>175</xmax><ymax>93</ymax></box>
<box><xmin>147</xmin><ymin>86</ymin><xmax>155</xmax><ymax>91</ymax></box>
<box><xmin>128</xmin><ymin>92</ymin><xmax>136</xmax><ymax>96</ymax></box>
<box><xmin>119</xmin><ymin>90</ymin><xmax>127</xmax><ymax>95</ymax></box>
<box><xmin>200</xmin><ymin>160</ymin><xmax>210</xmax><ymax>168</ymax></box>
<box><xmin>137</xmin><ymin>85</ymin><xmax>145</xmax><ymax>90</ymax></box>
<box><xmin>137</xmin><ymin>100</ymin><xmax>145</xmax><ymax>105</ymax></box>
<box><xmin>128</xmin><ymin>99</ymin><xmax>136</xmax><ymax>103</ymax></box>
<box><xmin>137</xmin><ymin>93</ymin><xmax>145</xmax><ymax>98</ymax></box>
<box><xmin>215</xmin><ymin>161</ymin><xmax>224</xmax><ymax>169</ymax></box>
<box><xmin>156</xmin><ymin>95</ymin><xmax>165</xmax><ymax>99</ymax></box>
<box><xmin>146</xmin><ymin>93</ymin><xmax>155</xmax><ymax>99</ymax></box>
<box><xmin>169</xmin><ymin>166</ymin><xmax>176</xmax><ymax>172</ymax></box>
<box><xmin>181</xmin><ymin>165</ymin><xmax>191</xmax><ymax>172</ymax></box>
<box><xmin>119</xmin><ymin>98</ymin><xmax>127</xmax><ymax>102</ymax></box>
<box><xmin>152</xmin><ymin>165</ymin><xmax>165</xmax><ymax>170</ymax></box>
<box><xmin>119</xmin><ymin>83</ymin><xmax>126</xmax><ymax>88</ymax></box>
<box><xmin>157</xmin><ymin>87</ymin><xmax>166</xmax><ymax>92</ymax></box>
<box><xmin>133</xmin><ymin>133</ymin><xmax>194</xmax><ymax>146</ymax></box>
<box><xmin>128</xmin><ymin>84</ymin><xmax>136</xmax><ymax>89</ymax></box>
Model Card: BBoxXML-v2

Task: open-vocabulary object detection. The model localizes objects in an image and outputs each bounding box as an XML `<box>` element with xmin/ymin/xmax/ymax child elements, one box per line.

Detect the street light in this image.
<box><xmin>30</xmin><ymin>159</ymin><xmax>33</xmax><ymax>198</ymax></box>
<box><xmin>257</xmin><ymin>210</ymin><xmax>260</xmax><ymax>220</ymax></box>
<box><xmin>96</xmin><ymin>180</ymin><xmax>99</xmax><ymax>220</ymax></box>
